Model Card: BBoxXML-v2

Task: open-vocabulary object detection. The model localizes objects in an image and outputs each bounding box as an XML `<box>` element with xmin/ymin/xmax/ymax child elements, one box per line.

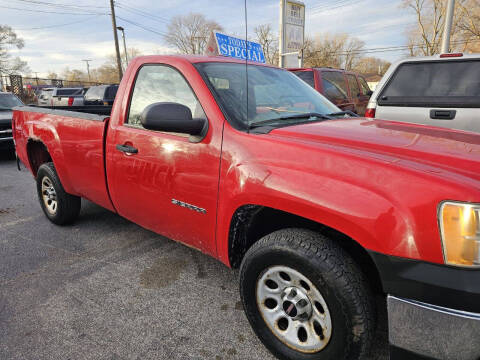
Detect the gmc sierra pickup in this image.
<box><xmin>12</xmin><ymin>55</ymin><xmax>480</xmax><ymax>360</ymax></box>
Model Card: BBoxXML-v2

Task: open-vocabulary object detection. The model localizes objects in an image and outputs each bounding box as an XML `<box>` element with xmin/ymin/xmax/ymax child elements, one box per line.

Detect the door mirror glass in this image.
<box><xmin>140</xmin><ymin>102</ymin><xmax>207</xmax><ymax>137</ymax></box>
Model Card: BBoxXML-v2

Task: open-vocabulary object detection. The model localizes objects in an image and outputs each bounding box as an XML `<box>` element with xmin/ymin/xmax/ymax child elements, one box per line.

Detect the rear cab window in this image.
<box><xmin>378</xmin><ymin>60</ymin><xmax>480</xmax><ymax>107</ymax></box>
<box><xmin>56</xmin><ymin>89</ymin><xmax>82</xmax><ymax>96</ymax></box>
<box><xmin>292</xmin><ymin>70</ymin><xmax>315</xmax><ymax>89</ymax></box>
<box><xmin>346</xmin><ymin>74</ymin><xmax>360</xmax><ymax>98</ymax></box>
<box><xmin>321</xmin><ymin>71</ymin><xmax>348</xmax><ymax>102</ymax></box>
<box><xmin>358</xmin><ymin>77</ymin><xmax>371</xmax><ymax>95</ymax></box>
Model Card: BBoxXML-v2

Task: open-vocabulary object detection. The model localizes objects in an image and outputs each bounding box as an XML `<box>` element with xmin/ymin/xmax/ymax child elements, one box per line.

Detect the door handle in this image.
<box><xmin>430</xmin><ymin>109</ymin><xmax>456</xmax><ymax>120</ymax></box>
<box><xmin>116</xmin><ymin>144</ymin><xmax>138</xmax><ymax>154</ymax></box>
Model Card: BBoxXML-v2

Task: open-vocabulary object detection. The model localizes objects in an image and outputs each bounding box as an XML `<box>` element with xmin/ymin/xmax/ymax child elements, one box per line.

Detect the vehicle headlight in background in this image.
<box><xmin>439</xmin><ymin>202</ymin><xmax>480</xmax><ymax>267</ymax></box>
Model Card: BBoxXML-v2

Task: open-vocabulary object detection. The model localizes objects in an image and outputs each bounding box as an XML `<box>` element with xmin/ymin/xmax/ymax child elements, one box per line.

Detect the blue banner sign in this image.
<box><xmin>214</xmin><ymin>32</ymin><xmax>266</xmax><ymax>63</ymax></box>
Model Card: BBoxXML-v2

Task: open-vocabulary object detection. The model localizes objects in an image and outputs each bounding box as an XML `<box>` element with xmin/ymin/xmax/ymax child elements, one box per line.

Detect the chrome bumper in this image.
<box><xmin>388</xmin><ymin>295</ymin><xmax>480</xmax><ymax>360</ymax></box>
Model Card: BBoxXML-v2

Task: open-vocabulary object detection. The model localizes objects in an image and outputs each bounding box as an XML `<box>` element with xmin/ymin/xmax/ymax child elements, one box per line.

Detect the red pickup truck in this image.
<box><xmin>12</xmin><ymin>55</ymin><xmax>480</xmax><ymax>360</ymax></box>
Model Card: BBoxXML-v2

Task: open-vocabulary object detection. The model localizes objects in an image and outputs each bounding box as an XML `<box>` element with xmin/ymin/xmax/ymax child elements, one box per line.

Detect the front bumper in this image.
<box><xmin>368</xmin><ymin>251</ymin><xmax>480</xmax><ymax>359</ymax></box>
<box><xmin>388</xmin><ymin>296</ymin><xmax>480</xmax><ymax>360</ymax></box>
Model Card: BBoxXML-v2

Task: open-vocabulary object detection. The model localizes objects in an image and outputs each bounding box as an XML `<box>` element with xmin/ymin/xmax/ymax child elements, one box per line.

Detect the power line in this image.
<box><xmin>314</xmin><ymin>38</ymin><xmax>480</xmax><ymax>56</ymax></box>
<box><xmin>115</xmin><ymin>2</ymin><xmax>169</xmax><ymax>23</ymax></box>
<box><xmin>11</xmin><ymin>0</ymin><xmax>107</xmax><ymax>10</ymax></box>
<box><xmin>0</xmin><ymin>4</ymin><xmax>102</xmax><ymax>15</ymax></box>
<box><xmin>15</xmin><ymin>15</ymin><xmax>102</xmax><ymax>30</ymax></box>
<box><xmin>116</xmin><ymin>15</ymin><xmax>168</xmax><ymax>37</ymax></box>
<box><xmin>310</xmin><ymin>0</ymin><xmax>361</xmax><ymax>13</ymax></box>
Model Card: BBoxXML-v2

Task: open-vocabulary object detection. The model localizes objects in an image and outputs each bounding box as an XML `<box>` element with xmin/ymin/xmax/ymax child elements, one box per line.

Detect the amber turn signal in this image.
<box><xmin>439</xmin><ymin>202</ymin><xmax>480</xmax><ymax>267</ymax></box>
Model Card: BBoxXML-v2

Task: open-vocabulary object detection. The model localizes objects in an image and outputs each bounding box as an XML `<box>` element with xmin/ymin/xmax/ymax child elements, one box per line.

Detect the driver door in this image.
<box><xmin>106</xmin><ymin>63</ymin><xmax>222</xmax><ymax>254</ymax></box>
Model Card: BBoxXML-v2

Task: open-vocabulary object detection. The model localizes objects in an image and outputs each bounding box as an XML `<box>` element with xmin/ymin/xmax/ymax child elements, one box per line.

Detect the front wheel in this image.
<box><xmin>36</xmin><ymin>162</ymin><xmax>81</xmax><ymax>225</ymax></box>
<box><xmin>239</xmin><ymin>229</ymin><xmax>375</xmax><ymax>360</ymax></box>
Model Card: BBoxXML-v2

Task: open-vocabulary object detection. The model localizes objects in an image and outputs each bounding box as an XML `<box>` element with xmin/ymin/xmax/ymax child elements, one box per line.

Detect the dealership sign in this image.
<box><xmin>284</xmin><ymin>1</ymin><xmax>305</xmax><ymax>53</ymax></box>
<box><xmin>205</xmin><ymin>31</ymin><xmax>266</xmax><ymax>63</ymax></box>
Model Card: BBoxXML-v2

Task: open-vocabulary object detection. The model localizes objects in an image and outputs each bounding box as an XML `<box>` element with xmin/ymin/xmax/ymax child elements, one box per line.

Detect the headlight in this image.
<box><xmin>439</xmin><ymin>202</ymin><xmax>480</xmax><ymax>267</ymax></box>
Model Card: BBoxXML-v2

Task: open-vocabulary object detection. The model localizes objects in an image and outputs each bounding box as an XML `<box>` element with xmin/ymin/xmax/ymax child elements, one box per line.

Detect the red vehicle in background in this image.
<box><xmin>12</xmin><ymin>55</ymin><xmax>480</xmax><ymax>360</ymax></box>
<box><xmin>290</xmin><ymin>67</ymin><xmax>372</xmax><ymax>115</ymax></box>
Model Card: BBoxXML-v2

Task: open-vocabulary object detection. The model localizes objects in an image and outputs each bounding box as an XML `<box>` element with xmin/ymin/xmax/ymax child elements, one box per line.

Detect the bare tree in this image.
<box><xmin>164</xmin><ymin>13</ymin><xmax>223</xmax><ymax>54</ymax></box>
<box><xmin>303</xmin><ymin>33</ymin><xmax>365</xmax><ymax>70</ymax></box>
<box><xmin>0</xmin><ymin>25</ymin><xmax>29</xmax><ymax>75</ymax></box>
<box><xmin>402</xmin><ymin>0</ymin><xmax>468</xmax><ymax>55</ymax></box>
<box><xmin>353</xmin><ymin>57</ymin><xmax>391</xmax><ymax>76</ymax></box>
<box><xmin>456</xmin><ymin>0</ymin><xmax>480</xmax><ymax>52</ymax></box>
<box><xmin>254</xmin><ymin>24</ymin><xmax>278</xmax><ymax>65</ymax></box>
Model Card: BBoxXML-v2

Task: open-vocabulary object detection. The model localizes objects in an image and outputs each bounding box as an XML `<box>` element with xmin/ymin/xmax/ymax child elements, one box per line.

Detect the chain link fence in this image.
<box><xmin>0</xmin><ymin>75</ymin><xmax>111</xmax><ymax>104</ymax></box>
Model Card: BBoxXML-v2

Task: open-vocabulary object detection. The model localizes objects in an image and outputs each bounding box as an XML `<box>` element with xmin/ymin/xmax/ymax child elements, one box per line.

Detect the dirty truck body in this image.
<box><xmin>12</xmin><ymin>55</ymin><xmax>480</xmax><ymax>360</ymax></box>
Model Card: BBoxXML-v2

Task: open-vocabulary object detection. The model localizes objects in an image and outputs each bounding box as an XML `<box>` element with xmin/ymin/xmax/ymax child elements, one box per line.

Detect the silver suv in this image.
<box><xmin>365</xmin><ymin>53</ymin><xmax>480</xmax><ymax>133</ymax></box>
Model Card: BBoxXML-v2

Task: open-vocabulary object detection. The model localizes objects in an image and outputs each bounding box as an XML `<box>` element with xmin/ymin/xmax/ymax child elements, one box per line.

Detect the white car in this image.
<box><xmin>365</xmin><ymin>53</ymin><xmax>480</xmax><ymax>133</ymax></box>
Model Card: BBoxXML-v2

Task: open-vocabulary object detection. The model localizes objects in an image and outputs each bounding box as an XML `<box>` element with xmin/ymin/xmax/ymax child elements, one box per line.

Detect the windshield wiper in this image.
<box><xmin>248</xmin><ymin>112</ymin><xmax>332</xmax><ymax>129</ymax></box>
<box><xmin>325</xmin><ymin>110</ymin><xmax>359</xmax><ymax>118</ymax></box>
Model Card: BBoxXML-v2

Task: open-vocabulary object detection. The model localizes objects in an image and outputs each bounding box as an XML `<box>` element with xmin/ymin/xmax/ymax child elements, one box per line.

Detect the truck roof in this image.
<box><xmin>134</xmin><ymin>54</ymin><xmax>277</xmax><ymax>67</ymax></box>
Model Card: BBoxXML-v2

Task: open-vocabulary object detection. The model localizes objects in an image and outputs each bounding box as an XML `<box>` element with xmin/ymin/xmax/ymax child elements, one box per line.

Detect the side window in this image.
<box><xmin>347</xmin><ymin>74</ymin><xmax>361</xmax><ymax>98</ymax></box>
<box><xmin>127</xmin><ymin>65</ymin><xmax>205</xmax><ymax>128</ymax></box>
<box><xmin>292</xmin><ymin>71</ymin><xmax>315</xmax><ymax>88</ymax></box>
<box><xmin>322</xmin><ymin>79</ymin><xmax>347</xmax><ymax>102</ymax></box>
<box><xmin>358</xmin><ymin>77</ymin><xmax>371</xmax><ymax>95</ymax></box>
<box><xmin>321</xmin><ymin>71</ymin><xmax>348</xmax><ymax>98</ymax></box>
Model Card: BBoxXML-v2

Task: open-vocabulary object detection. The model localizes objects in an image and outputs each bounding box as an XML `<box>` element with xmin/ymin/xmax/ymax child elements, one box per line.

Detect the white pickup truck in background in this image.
<box><xmin>37</xmin><ymin>87</ymin><xmax>85</xmax><ymax>107</ymax></box>
<box><xmin>365</xmin><ymin>53</ymin><xmax>480</xmax><ymax>133</ymax></box>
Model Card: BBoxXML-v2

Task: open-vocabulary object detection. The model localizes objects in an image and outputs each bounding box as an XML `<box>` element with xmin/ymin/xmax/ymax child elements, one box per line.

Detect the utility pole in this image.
<box><xmin>109</xmin><ymin>0</ymin><xmax>123</xmax><ymax>81</ymax></box>
<box><xmin>279</xmin><ymin>0</ymin><xmax>285</xmax><ymax>68</ymax></box>
<box><xmin>82</xmin><ymin>59</ymin><xmax>92</xmax><ymax>82</ymax></box>
<box><xmin>441</xmin><ymin>0</ymin><xmax>455</xmax><ymax>53</ymax></box>
<box><xmin>116</xmin><ymin>26</ymin><xmax>128</xmax><ymax>68</ymax></box>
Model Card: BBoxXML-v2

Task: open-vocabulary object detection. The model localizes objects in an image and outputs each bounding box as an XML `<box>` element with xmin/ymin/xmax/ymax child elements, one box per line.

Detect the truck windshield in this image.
<box><xmin>0</xmin><ymin>93</ymin><xmax>23</xmax><ymax>110</ymax></box>
<box><xmin>196</xmin><ymin>62</ymin><xmax>339</xmax><ymax>129</ymax></box>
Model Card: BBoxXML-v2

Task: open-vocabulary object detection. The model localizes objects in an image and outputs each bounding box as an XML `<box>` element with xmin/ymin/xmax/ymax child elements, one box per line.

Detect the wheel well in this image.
<box><xmin>27</xmin><ymin>140</ymin><xmax>52</xmax><ymax>176</ymax></box>
<box><xmin>228</xmin><ymin>205</ymin><xmax>384</xmax><ymax>294</ymax></box>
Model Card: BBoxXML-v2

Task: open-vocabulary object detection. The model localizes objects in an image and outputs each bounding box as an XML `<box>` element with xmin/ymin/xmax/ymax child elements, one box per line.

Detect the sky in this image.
<box><xmin>0</xmin><ymin>0</ymin><xmax>415</xmax><ymax>77</ymax></box>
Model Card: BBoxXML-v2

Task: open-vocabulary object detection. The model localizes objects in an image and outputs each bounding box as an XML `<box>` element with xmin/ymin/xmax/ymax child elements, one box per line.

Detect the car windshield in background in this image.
<box><xmin>0</xmin><ymin>93</ymin><xmax>23</xmax><ymax>110</ymax></box>
<box><xmin>380</xmin><ymin>60</ymin><xmax>480</xmax><ymax>105</ymax></box>
<box><xmin>196</xmin><ymin>63</ymin><xmax>339</xmax><ymax>129</ymax></box>
<box><xmin>85</xmin><ymin>86</ymin><xmax>106</xmax><ymax>100</ymax></box>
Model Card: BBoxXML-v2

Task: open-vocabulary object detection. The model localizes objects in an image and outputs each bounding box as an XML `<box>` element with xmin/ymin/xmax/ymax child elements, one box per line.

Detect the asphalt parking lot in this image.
<box><xmin>0</xmin><ymin>150</ymin><xmax>389</xmax><ymax>360</ymax></box>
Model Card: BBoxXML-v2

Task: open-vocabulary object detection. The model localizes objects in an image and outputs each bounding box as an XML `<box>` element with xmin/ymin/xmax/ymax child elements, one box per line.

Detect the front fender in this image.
<box><xmin>216</xmin><ymin>126</ymin><xmax>452</xmax><ymax>267</ymax></box>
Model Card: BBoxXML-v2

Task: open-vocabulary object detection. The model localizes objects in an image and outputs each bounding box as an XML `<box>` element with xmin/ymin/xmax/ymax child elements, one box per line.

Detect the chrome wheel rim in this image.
<box><xmin>256</xmin><ymin>265</ymin><xmax>332</xmax><ymax>353</ymax></box>
<box><xmin>41</xmin><ymin>176</ymin><xmax>57</xmax><ymax>215</ymax></box>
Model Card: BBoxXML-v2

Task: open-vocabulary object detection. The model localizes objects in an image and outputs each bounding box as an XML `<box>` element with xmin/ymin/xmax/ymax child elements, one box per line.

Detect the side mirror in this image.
<box><xmin>140</xmin><ymin>102</ymin><xmax>208</xmax><ymax>140</ymax></box>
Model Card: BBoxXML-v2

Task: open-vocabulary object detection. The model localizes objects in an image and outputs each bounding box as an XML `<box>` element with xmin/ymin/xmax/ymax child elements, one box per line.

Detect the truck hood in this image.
<box><xmin>269</xmin><ymin>118</ymin><xmax>480</xmax><ymax>182</ymax></box>
<box><xmin>0</xmin><ymin>110</ymin><xmax>13</xmax><ymax>127</ymax></box>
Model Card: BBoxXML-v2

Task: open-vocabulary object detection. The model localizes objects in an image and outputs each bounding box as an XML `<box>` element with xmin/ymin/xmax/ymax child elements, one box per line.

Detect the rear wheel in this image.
<box><xmin>36</xmin><ymin>162</ymin><xmax>81</xmax><ymax>225</ymax></box>
<box><xmin>239</xmin><ymin>228</ymin><xmax>375</xmax><ymax>360</ymax></box>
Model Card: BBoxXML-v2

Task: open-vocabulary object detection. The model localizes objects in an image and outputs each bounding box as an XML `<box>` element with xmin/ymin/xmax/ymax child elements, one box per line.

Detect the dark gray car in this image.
<box><xmin>0</xmin><ymin>92</ymin><xmax>23</xmax><ymax>151</ymax></box>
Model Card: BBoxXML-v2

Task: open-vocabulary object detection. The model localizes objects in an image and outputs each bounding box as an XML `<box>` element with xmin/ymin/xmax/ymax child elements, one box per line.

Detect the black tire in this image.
<box><xmin>239</xmin><ymin>228</ymin><xmax>375</xmax><ymax>360</ymax></box>
<box><xmin>36</xmin><ymin>162</ymin><xmax>81</xmax><ymax>225</ymax></box>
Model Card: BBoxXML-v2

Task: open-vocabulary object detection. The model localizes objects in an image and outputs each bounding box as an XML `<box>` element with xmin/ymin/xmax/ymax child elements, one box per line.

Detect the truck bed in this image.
<box><xmin>13</xmin><ymin>106</ymin><xmax>115</xmax><ymax>211</ymax></box>
<box><xmin>27</xmin><ymin>105</ymin><xmax>112</xmax><ymax>116</ymax></box>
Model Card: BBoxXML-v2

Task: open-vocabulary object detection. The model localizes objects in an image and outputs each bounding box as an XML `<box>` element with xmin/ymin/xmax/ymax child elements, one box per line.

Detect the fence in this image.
<box><xmin>0</xmin><ymin>75</ymin><xmax>111</xmax><ymax>104</ymax></box>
